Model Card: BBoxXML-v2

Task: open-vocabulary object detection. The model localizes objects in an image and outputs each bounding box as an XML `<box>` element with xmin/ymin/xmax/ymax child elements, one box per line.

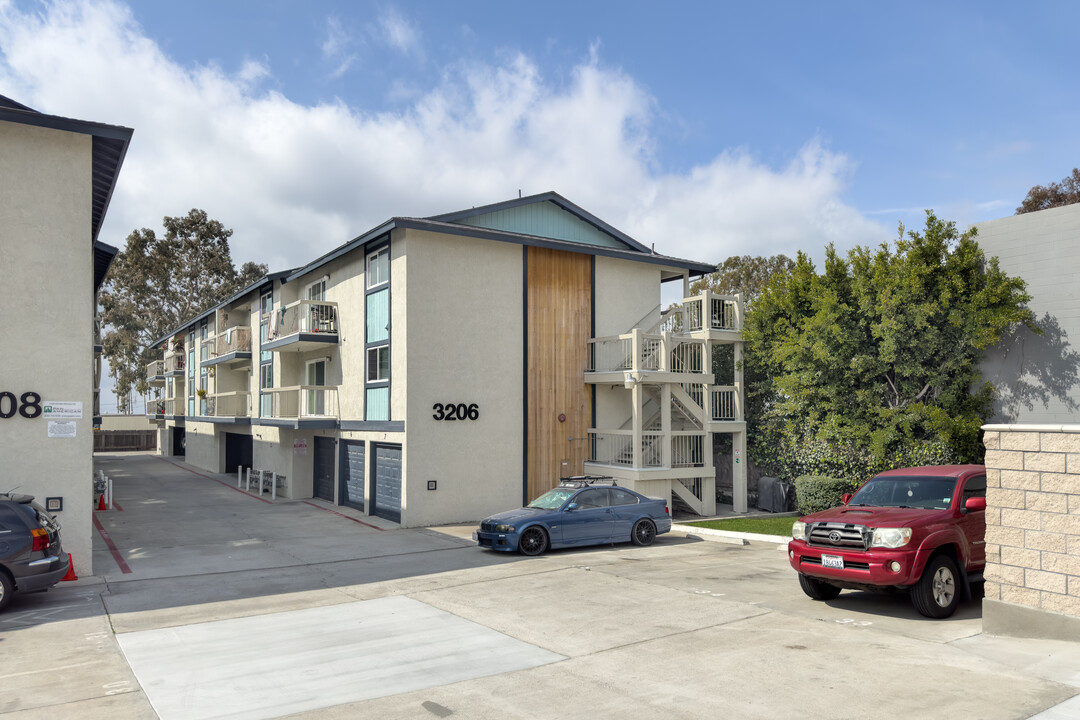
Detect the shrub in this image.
<box><xmin>794</xmin><ymin>474</ymin><xmax>860</xmax><ymax>515</ymax></box>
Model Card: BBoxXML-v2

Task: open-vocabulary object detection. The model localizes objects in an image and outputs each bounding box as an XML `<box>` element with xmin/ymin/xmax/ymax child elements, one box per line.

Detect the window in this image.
<box><xmin>307</xmin><ymin>279</ymin><xmax>326</xmax><ymax>301</ymax></box>
<box><xmin>961</xmin><ymin>475</ymin><xmax>987</xmax><ymax>504</ymax></box>
<box><xmin>367</xmin><ymin>246</ymin><xmax>389</xmax><ymax>288</ymax></box>
<box><xmin>574</xmin><ymin>489</ymin><xmax>609</xmax><ymax>509</ymax></box>
<box><xmin>610</xmin><ymin>489</ymin><xmax>640</xmax><ymax>506</ymax></box>
<box><xmin>306</xmin><ymin>359</ymin><xmax>326</xmax><ymax>416</ymax></box>
<box><xmin>200</xmin><ymin>320</ymin><xmax>208</xmax><ymax>341</ymax></box>
<box><xmin>366</xmin><ymin>387</ymin><xmax>389</xmax><ymax>422</ymax></box>
<box><xmin>260</xmin><ymin>363</ymin><xmax>273</xmax><ymax>417</ymax></box>
<box><xmin>260</xmin><ymin>291</ymin><xmax>273</xmax><ymax>316</ymax></box>
<box><xmin>367</xmin><ymin>346</ymin><xmax>389</xmax><ymax>383</ymax></box>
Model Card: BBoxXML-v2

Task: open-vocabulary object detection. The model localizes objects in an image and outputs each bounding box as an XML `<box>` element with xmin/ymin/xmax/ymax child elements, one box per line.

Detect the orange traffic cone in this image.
<box><xmin>61</xmin><ymin>553</ymin><xmax>78</xmax><ymax>581</ymax></box>
<box><xmin>96</xmin><ymin>494</ymin><xmax>106</xmax><ymax>511</ymax></box>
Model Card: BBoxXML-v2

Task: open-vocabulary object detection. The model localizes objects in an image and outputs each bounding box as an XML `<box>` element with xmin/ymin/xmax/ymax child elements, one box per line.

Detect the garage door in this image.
<box><xmin>313</xmin><ymin>437</ymin><xmax>335</xmax><ymax>502</ymax></box>
<box><xmin>224</xmin><ymin>432</ymin><xmax>253</xmax><ymax>474</ymax></box>
<box><xmin>372</xmin><ymin>444</ymin><xmax>401</xmax><ymax>524</ymax></box>
<box><xmin>339</xmin><ymin>440</ymin><xmax>365</xmax><ymax>511</ymax></box>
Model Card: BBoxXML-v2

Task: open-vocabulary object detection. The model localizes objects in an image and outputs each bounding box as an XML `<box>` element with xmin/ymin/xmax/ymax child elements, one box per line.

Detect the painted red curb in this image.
<box><xmin>156</xmin><ymin>457</ymin><xmax>273</xmax><ymax>504</ymax></box>
<box><xmin>92</xmin><ymin>513</ymin><xmax>132</xmax><ymax>574</ymax></box>
<box><xmin>303</xmin><ymin>502</ymin><xmax>386</xmax><ymax>530</ymax></box>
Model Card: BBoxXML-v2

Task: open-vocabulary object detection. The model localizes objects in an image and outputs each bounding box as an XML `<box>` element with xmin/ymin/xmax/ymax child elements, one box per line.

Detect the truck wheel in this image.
<box><xmin>912</xmin><ymin>554</ymin><xmax>960</xmax><ymax>618</ymax></box>
<box><xmin>798</xmin><ymin>574</ymin><xmax>841</xmax><ymax>600</ymax></box>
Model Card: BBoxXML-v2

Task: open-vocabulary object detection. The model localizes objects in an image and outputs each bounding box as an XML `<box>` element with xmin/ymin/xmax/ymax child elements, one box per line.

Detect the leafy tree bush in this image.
<box><xmin>744</xmin><ymin>211</ymin><xmax>1036</xmax><ymax>481</ymax></box>
<box><xmin>794</xmin><ymin>475</ymin><xmax>861</xmax><ymax>515</ymax></box>
<box><xmin>1016</xmin><ymin>168</ymin><xmax>1080</xmax><ymax>214</ymax></box>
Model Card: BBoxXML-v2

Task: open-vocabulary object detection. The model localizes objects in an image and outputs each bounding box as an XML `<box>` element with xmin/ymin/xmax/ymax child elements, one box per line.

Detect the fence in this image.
<box><xmin>94</xmin><ymin>430</ymin><xmax>157</xmax><ymax>452</ymax></box>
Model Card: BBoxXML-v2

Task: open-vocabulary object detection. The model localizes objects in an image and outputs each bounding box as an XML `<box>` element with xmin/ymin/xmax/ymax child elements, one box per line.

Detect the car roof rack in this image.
<box><xmin>560</xmin><ymin>475</ymin><xmax>618</xmax><ymax>487</ymax></box>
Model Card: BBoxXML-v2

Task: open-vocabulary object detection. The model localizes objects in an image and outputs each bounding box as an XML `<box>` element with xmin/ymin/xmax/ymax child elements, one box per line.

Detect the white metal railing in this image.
<box><xmin>648</xmin><ymin>292</ymin><xmax>741</xmax><ymax>335</ymax></box>
<box><xmin>207</xmin><ymin>391</ymin><xmax>251</xmax><ymax>418</ymax></box>
<box><xmin>672</xmin><ymin>432</ymin><xmax>706</xmax><ymax>467</ymax></box>
<box><xmin>164</xmin><ymin>354</ymin><xmax>186</xmax><ymax>373</ymax></box>
<box><xmin>268</xmin><ymin>300</ymin><xmax>338</xmax><ymax>340</ymax></box>
<box><xmin>587</xmin><ymin>331</ymin><xmax>707</xmax><ymax>375</ymax></box>
<box><xmin>164</xmin><ymin>397</ymin><xmax>183</xmax><ymax>416</ymax></box>
<box><xmin>709</xmin><ymin>385</ymin><xmax>740</xmax><ymax>421</ymax></box>
<box><xmin>261</xmin><ymin>386</ymin><xmax>339</xmax><ymax>419</ymax></box>
<box><xmin>213</xmin><ymin>326</ymin><xmax>252</xmax><ymax>356</ymax></box>
<box><xmin>587</xmin><ymin>336</ymin><xmax>633</xmax><ymax>372</ymax></box>
<box><xmin>589</xmin><ymin>431</ymin><xmax>633</xmax><ymax>466</ymax></box>
<box><xmin>146</xmin><ymin>360</ymin><xmax>165</xmax><ymax>380</ymax></box>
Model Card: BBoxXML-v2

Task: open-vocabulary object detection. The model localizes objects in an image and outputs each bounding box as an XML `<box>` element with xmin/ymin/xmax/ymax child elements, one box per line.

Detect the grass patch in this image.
<box><xmin>684</xmin><ymin>515</ymin><xmax>797</xmax><ymax>536</ymax></box>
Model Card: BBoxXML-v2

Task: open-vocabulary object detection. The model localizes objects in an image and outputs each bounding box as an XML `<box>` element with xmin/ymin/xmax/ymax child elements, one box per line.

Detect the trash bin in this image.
<box><xmin>757</xmin><ymin>476</ymin><xmax>793</xmax><ymax>513</ymax></box>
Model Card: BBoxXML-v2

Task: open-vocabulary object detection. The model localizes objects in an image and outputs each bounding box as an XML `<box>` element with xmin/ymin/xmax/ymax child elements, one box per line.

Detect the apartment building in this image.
<box><xmin>148</xmin><ymin>193</ymin><xmax>747</xmax><ymax>526</ymax></box>
<box><xmin>1</xmin><ymin>95</ymin><xmax>133</xmax><ymax>573</ymax></box>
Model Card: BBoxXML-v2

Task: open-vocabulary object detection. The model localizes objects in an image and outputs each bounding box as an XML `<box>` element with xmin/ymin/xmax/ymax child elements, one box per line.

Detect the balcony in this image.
<box><xmin>586</xmin><ymin>330</ymin><xmax>708</xmax><ymax>384</ymax></box>
<box><xmin>260</xmin><ymin>386</ymin><xmax>338</xmax><ymax>428</ymax></box>
<box><xmin>147</xmin><ymin>359</ymin><xmax>165</xmax><ymax>385</ymax></box>
<box><xmin>263</xmin><ymin>300</ymin><xmax>338</xmax><ymax>353</ymax></box>
<box><xmin>205</xmin><ymin>326</ymin><xmax>252</xmax><ymax>367</ymax></box>
<box><xmin>164</xmin><ymin>354</ymin><xmax>186</xmax><ymax>375</ymax></box>
<box><xmin>586</xmin><ymin>430</ymin><xmax>706</xmax><ymax>470</ymax></box>
<box><xmin>653</xmin><ymin>291</ymin><xmax>741</xmax><ymax>339</ymax></box>
<box><xmin>191</xmin><ymin>391</ymin><xmax>251</xmax><ymax>422</ymax></box>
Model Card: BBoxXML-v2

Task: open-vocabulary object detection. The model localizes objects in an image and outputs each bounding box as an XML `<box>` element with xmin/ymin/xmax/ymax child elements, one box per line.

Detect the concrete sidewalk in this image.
<box><xmin>1</xmin><ymin>453</ymin><xmax>1078</xmax><ymax>719</ymax></box>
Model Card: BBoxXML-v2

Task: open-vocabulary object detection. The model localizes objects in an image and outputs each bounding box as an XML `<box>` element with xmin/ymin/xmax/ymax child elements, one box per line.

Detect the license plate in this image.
<box><xmin>822</xmin><ymin>555</ymin><xmax>844</xmax><ymax>569</ymax></box>
<box><xmin>472</xmin><ymin>532</ymin><xmax>478</xmax><ymax>542</ymax></box>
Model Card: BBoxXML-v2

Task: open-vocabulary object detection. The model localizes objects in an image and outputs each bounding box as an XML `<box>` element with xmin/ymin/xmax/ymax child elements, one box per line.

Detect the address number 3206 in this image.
<box><xmin>432</xmin><ymin>403</ymin><xmax>479</xmax><ymax>421</ymax></box>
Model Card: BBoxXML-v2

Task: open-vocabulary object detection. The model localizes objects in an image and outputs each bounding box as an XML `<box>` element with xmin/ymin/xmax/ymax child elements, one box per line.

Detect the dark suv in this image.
<box><xmin>0</xmin><ymin>493</ymin><xmax>70</xmax><ymax>612</ymax></box>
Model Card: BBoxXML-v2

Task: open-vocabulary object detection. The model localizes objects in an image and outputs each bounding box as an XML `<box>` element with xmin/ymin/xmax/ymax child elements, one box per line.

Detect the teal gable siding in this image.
<box><xmin>453</xmin><ymin>200</ymin><xmax>627</xmax><ymax>249</ymax></box>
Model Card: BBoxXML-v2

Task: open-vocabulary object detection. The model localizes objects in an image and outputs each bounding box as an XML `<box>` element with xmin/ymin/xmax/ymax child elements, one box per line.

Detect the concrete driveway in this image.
<box><xmin>1</xmin><ymin>453</ymin><xmax>1079</xmax><ymax>719</ymax></box>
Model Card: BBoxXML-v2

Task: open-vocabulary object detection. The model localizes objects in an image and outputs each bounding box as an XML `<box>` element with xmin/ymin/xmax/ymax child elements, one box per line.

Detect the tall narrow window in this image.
<box><xmin>306</xmin><ymin>359</ymin><xmax>326</xmax><ymax>416</ymax></box>
<box><xmin>259</xmin><ymin>289</ymin><xmax>273</xmax><ymax>416</ymax></box>
<box><xmin>365</xmin><ymin>243</ymin><xmax>390</xmax><ymax>421</ymax></box>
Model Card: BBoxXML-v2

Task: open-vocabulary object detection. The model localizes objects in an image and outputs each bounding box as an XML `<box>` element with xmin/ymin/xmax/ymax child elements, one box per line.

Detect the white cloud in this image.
<box><xmin>322</xmin><ymin>16</ymin><xmax>357</xmax><ymax>79</ymax></box>
<box><xmin>0</xmin><ymin>0</ymin><xmax>887</xmax><ymax>278</ymax></box>
<box><xmin>375</xmin><ymin>7</ymin><xmax>421</xmax><ymax>58</ymax></box>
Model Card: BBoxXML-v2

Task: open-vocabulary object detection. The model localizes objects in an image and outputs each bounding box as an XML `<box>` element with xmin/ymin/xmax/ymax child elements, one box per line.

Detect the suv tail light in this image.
<box><xmin>31</xmin><ymin>527</ymin><xmax>49</xmax><ymax>552</ymax></box>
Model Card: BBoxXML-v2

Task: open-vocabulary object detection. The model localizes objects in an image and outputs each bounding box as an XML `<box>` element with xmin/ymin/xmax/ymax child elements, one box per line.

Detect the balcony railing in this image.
<box><xmin>213</xmin><ymin>326</ymin><xmax>252</xmax><ymax>356</ymax></box>
<box><xmin>146</xmin><ymin>359</ymin><xmax>165</xmax><ymax>380</ymax></box>
<box><xmin>587</xmin><ymin>330</ymin><xmax>707</xmax><ymax>375</ymax></box>
<box><xmin>199</xmin><ymin>391</ymin><xmax>251</xmax><ymax>418</ymax></box>
<box><xmin>164</xmin><ymin>354</ymin><xmax>186</xmax><ymax>373</ymax></box>
<box><xmin>261</xmin><ymin>386</ymin><xmax>339</xmax><ymax>420</ymax></box>
<box><xmin>652</xmin><ymin>292</ymin><xmax>741</xmax><ymax>335</ymax></box>
<box><xmin>709</xmin><ymin>385</ymin><xmax>740</xmax><ymax>421</ymax></box>
<box><xmin>268</xmin><ymin>300</ymin><xmax>338</xmax><ymax>340</ymax></box>
<box><xmin>587</xmin><ymin>430</ymin><xmax>705</xmax><ymax>469</ymax></box>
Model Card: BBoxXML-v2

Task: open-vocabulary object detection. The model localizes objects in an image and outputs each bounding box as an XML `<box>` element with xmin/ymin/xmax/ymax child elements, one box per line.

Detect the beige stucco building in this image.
<box><xmin>0</xmin><ymin>95</ymin><xmax>132</xmax><ymax>575</ymax></box>
<box><xmin>149</xmin><ymin>193</ymin><xmax>748</xmax><ymax>527</ymax></box>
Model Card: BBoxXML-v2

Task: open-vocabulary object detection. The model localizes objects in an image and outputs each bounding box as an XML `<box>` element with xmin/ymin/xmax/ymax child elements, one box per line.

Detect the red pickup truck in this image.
<box><xmin>787</xmin><ymin>465</ymin><xmax>986</xmax><ymax>618</ymax></box>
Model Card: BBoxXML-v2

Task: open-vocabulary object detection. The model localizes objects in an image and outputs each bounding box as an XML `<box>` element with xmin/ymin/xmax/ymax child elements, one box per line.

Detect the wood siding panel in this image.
<box><xmin>527</xmin><ymin>247</ymin><xmax>592</xmax><ymax>500</ymax></box>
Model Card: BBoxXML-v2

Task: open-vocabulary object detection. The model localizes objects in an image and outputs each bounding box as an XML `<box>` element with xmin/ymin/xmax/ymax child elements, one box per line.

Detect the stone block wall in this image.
<box><xmin>981</xmin><ymin>424</ymin><xmax>1080</xmax><ymax>639</ymax></box>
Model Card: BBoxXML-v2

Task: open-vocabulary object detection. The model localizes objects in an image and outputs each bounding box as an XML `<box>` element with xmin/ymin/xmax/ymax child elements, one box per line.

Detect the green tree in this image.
<box><xmin>99</xmin><ymin>209</ymin><xmax>268</xmax><ymax>412</ymax></box>
<box><xmin>743</xmin><ymin>211</ymin><xmax>1037</xmax><ymax>478</ymax></box>
<box><xmin>689</xmin><ymin>254</ymin><xmax>795</xmax><ymax>309</ymax></box>
<box><xmin>1016</xmin><ymin>168</ymin><xmax>1080</xmax><ymax>214</ymax></box>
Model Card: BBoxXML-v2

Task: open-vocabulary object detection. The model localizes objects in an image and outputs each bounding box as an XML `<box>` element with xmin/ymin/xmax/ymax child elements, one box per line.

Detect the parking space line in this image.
<box><xmin>93</xmin><ymin>513</ymin><xmax>132</xmax><ymax>574</ymax></box>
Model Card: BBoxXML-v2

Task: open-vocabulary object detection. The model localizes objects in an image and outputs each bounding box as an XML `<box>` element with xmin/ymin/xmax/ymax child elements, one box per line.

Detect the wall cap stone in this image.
<box><xmin>983</xmin><ymin>424</ymin><xmax>1080</xmax><ymax>434</ymax></box>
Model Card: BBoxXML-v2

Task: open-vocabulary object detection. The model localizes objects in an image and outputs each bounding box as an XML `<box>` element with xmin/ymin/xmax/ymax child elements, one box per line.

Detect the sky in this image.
<box><xmin>1</xmin><ymin>0</ymin><xmax>1077</xmax><ymax>411</ymax></box>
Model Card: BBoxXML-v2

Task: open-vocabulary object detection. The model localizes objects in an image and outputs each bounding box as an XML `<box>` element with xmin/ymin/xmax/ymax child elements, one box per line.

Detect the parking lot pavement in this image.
<box><xmin>1</xmin><ymin>453</ymin><xmax>1078</xmax><ymax>719</ymax></box>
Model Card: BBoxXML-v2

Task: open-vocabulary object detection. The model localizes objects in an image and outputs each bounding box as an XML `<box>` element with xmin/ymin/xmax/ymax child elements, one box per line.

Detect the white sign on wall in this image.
<box><xmin>47</xmin><ymin>421</ymin><xmax>77</xmax><ymax>438</ymax></box>
<box><xmin>293</xmin><ymin>438</ymin><xmax>308</xmax><ymax>455</ymax></box>
<box><xmin>44</xmin><ymin>401</ymin><xmax>83</xmax><ymax>419</ymax></box>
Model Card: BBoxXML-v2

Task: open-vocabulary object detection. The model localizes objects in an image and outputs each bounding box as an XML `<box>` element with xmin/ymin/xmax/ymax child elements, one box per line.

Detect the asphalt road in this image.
<box><xmin>2</xmin><ymin>453</ymin><xmax>1079</xmax><ymax>719</ymax></box>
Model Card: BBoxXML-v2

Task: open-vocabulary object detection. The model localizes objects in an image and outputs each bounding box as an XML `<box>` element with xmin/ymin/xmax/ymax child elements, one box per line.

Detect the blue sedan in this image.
<box><xmin>474</xmin><ymin>479</ymin><xmax>672</xmax><ymax>556</ymax></box>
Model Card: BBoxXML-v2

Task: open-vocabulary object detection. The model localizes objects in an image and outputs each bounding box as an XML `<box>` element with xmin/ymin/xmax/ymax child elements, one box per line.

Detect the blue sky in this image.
<box><xmin>1</xmin><ymin>1</ymin><xmax>1077</xmax><ymax>410</ymax></box>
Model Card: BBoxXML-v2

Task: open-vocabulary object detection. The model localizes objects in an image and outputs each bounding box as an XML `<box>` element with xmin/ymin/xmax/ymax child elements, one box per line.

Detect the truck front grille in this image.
<box><xmin>807</xmin><ymin>522</ymin><xmax>870</xmax><ymax>550</ymax></box>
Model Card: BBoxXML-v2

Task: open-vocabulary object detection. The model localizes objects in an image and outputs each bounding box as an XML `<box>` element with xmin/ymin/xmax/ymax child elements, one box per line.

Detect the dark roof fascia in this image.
<box><xmin>285</xmin><ymin>220</ymin><xmax>396</xmax><ymax>283</ymax></box>
<box><xmin>286</xmin><ymin>214</ymin><xmax>712</xmax><ymax>284</ymax></box>
<box><xmin>0</xmin><ymin>104</ymin><xmax>134</xmax><ymax>242</ymax></box>
<box><xmin>398</xmin><ymin>218</ymin><xmax>716</xmax><ymax>274</ymax></box>
<box><xmin>150</xmin><ymin>270</ymin><xmax>293</xmax><ymax>349</ymax></box>
<box><xmin>93</xmin><ymin>240</ymin><xmax>119</xmax><ymax>293</ymax></box>
<box><xmin>425</xmin><ymin>190</ymin><xmax>653</xmax><ymax>254</ymax></box>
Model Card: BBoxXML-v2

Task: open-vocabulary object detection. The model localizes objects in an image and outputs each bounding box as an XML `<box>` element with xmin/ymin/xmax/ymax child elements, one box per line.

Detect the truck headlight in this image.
<box><xmin>791</xmin><ymin>521</ymin><xmax>806</xmax><ymax>541</ymax></box>
<box><xmin>870</xmin><ymin>527</ymin><xmax>912</xmax><ymax>548</ymax></box>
